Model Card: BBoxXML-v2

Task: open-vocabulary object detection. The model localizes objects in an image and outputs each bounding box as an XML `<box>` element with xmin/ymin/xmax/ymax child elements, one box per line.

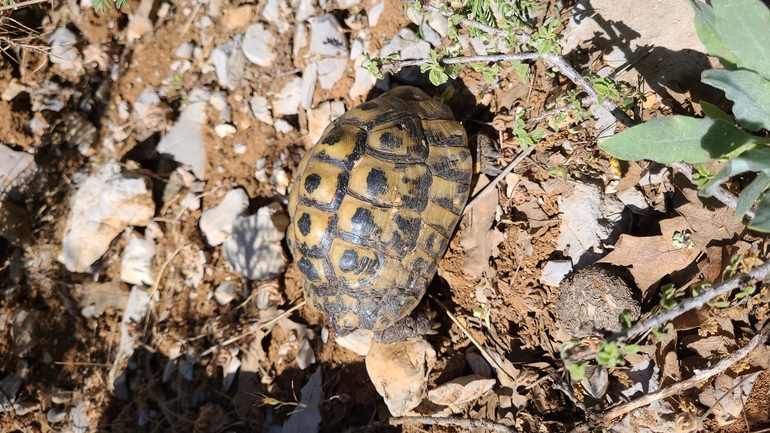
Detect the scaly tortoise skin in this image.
<box><xmin>287</xmin><ymin>86</ymin><xmax>472</xmax><ymax>337</ymax></box>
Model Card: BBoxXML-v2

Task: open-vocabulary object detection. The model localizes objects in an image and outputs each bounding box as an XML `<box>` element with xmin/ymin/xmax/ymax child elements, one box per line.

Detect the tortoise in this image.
<box><xmin>286</xmin><ymin>86</ymin><xmax>472</xmax><ymax>341</ymax></box>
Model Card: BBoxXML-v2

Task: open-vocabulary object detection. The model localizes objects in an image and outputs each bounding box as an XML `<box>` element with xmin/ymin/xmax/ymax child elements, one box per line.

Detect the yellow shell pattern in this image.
<box><xmin>287</xmin><ymin>86</ymin><xmax>472</xmax><ymax>335</ymax></box>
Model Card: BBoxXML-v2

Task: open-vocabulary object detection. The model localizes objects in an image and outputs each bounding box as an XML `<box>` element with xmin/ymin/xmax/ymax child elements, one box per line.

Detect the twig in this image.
<box><xmin>196</xmin><ymin>301</ymin><xmax>307</xmax><ymax>359</ymax></box>
<box><xmin>415</xmin><ymin>2</ymin><xmax>636</xmax><ymax>128</ymax></box>
<box><xmin>669</xmin><ymin>162</ymin><xmax>754</xmax><ymax>219</ymax></box>
<box><xmin>464</xmin><ymin>144</ymin><xmax>536</xmax><ymax>214</ymax></box>
<box><xmin>382</xmin><ymin>52</ymin><xmax>541</xmax><ymax>72</ymax></box>
<box><xmin>607</xmin><ymin>260</ymin><xmax>770</xmax><ymax>345</ymax></box>
<box><xmin>0</xmin><ymin>0</ymin><xmax>51</xmax><ymax>12</ymax></box>
<box><xmin>598</xmin><ymin>320</ymin><xmax>770</xmax><ymax>423</ymax></box>
<box><xmin>428</xmin><ymin>295</ymin><xmax>518</xmax><ymax>385</ymax></box>
<box><xmin>389</xmin><ymin>415</ymin><xmax>520</xmax><ymax>432</ymax></box>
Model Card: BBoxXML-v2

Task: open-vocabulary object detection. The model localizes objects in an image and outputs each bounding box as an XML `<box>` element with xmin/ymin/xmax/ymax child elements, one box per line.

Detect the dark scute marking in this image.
<box><xmin>400</xmin><ymin>170</ymin><xmax>433</xmax><ymax>212</ymax></box>
<box><xmin>424</xmin><ymin>129</ymin><xmax>466</xmax><ymax>147</ymax></box>
<box><xmin>322</xmin><ymin>134</ymin><xmax>342</xmax><ymax>145</ymax></box>
<box><xmin>366</xmin><ymin>168</ymin><xmax>389</xmax><ymax>196</ymax></box>
<box><xmin>359</xmin><ymin>102</ymin><xmax>378</xmax><ymax>111</ymax></box>
<box><xmin>297</xmin><ymin>213</ymin><xmax>312</xmax><ymax>236</ymax></box>
<box><xmin>304</xmin><ymin>173</ymin><xmax>322</xmax><ymax>193</ymax></box>
<box><xmin>332</xmin><ymin>171</ymin><xmax>350</xmax><ymax>208</ymax></box>
<box><xmin>425</xmin><ymin>232</ymin><xmax>436</xmax><ymax>250</ymax></box>
<box><xmin>394</xmin><ymin>214</ymin><xmax>421</xmax><ymax>239</ymax></box>
<box><xmin>351</xmin><ymin>207</ymin><xmax>383</xmax><ymax>237</ymax></box>
<box><xmin>433</xmin><ymin>196</ymin><xmax>460</xmax><ymax>213</ymax></box>
<box><xmin>339</xmin><ymin>249</ymin><xmax>379</xmax><ymax>275</ymax></box>
<box><xmin>297</xmin><ymin>257</ymin><xmax>320</xmax><ymax>281</ymax></box>
<box><xmin>379</xmin><ymin>131</ymin><xmax>402</xmax><ymax>150</ymax></box>
<box><xmin>410</xmin><ymin>257</ymin><xmax>430</xmax><ymax>274</ymax></box>
<box><xmin>457</xmin><ymin>183</ymin><xmax>470</xmax><ymax>194</ymax></box>
<box><xmin>338</xmin><ymin>249</ymin><xmax>359</xmax><ymax>272</ymax></box>
<box><xmin>350</xmin><ymin>130</ymin><xmax>368</xmax><ymax>165</ymax></box>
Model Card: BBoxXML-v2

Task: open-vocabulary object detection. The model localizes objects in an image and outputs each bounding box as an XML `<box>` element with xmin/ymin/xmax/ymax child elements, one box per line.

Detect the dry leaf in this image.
<box><xmin>598</xmin><ymin>217</ymin><xmax>699</xmax><ymax>295</ymax></box>
<box><xmin>428</xmin><ymin>374</ymin><xmax>496</xmax><ymax>407</ymax></box>
<box><xmin>461</xmin><ymin>177</ymin><xmax>503</xmax><ymax>278</ymax></box>
<box><xmin>676</xmin><ymin>201</ymin><xmax>744</xmax><ymax>251</ymax></box>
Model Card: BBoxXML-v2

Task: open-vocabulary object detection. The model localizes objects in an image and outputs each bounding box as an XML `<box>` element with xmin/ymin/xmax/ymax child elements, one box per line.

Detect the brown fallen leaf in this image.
<box><xmin>675</xmin><ymin>201</ymin><xmax>745</xmax><ymax>252</ymax></box>
<box><xmin>461</xmin><ymin>176</ymin><xmax>503</xmax><ymax>278</ymax></box>
<box><xmin>79</xmin><ymin>278</ymin><xmax>129</xmax><ymax>316</ymax></box>
<box><xmin>598</xmin><ymin>217</ymin><xmax>699</xmax><ymax>296</ymax></box>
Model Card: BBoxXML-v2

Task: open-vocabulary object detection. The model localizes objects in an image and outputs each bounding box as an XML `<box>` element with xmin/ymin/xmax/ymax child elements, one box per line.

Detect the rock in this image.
<box><xmin>209</xmin><ymin>91</ymin><xmax>231</xmax><ymax>121</ymax></box>
<box><xmin>274</xmin><ymin>119</ymin><xmax>294</xmax><ymax>134</ymax></box>
<box><xmin>381</xmin><ymin>28</ymin><xmax>431</xmax><ymax>60</ymax></box>
<box><xmin>308</xmin><ymin>14</ymin><xmax>348</xmax><ymax>55</ymax></box>
<box><xmin>175</xmin><ymin>42</ymin><xmax>194</xmax><ymax>59</ymax></box>
<box><xmin>47</xmin><ymin>28</ymin><xmax>80</xmax><ymax>71</ymax></box>
<box><xmin>214</xmin><ymin>281</ymin><xmax>238</xmax><ymax>305</ymax></box>
<box><xmin>242</xmin><ymin>23</ymin><xmax>277</xmax><ymax>68</ymax></box>
<box><xmin>59</xmin><ymin>162</ymin><xmax>155</xmax><ymax>273</ymax></box>
<box><xmin>185</xmin><ymin>250</ymin><xmax>206</xmax><ymax>288</ymax></box>
<box><xmin>271</xmin><ymin>159</ymin><xmax>290</xmax><ymax>194</ymax></box>
<box><xmin>223</xmin><ymin>203</ymin><xmax>289</xmax><ymax>280</ymax></box>
<box><xmin>263</xmin><ymin>0</ymin><xmax>289</xmax><ymax>33</ymax></box>
<box><xmin>308</xmin><ymin>101</ymin><xmax>346</xmax><ymax>144</ymax></box>
<box><xmin>223</xmin><ymin>5</ymin><xmax>253</xmax><ymax>30</ymax></box>
<box><xmin>368</xmin><ymin>0</ymin><xmax>385</xmax><ymax>27</ymax></box>
<box><xmin>272</xmin><ymin>77</ymin><xmax>303</xmax><ymax>116</ymax></box>
<box><xmin>214</xmin><ymin>123</ymin><xmax>237</xmax><ymax>138</ymax></box>
<box><xmin>293</xmin><ymin>23</ymin><xmax>309</xmax><ymax>58</ymax></box>
<box><xmin>366</xmin><ymin>339</ymin><xmax>436</xmax><ymax>416</ymax></box>
<box><xmin>200</xmin><ymin>188</ymin><xmax>249</xmax><ymax>246</ymax></box>
<box><xmin>316</xmin><ymin>58</ymin><xmax>348</xmax><ymax>90</ymax></box>
<box><xmin>420</xmin><ymin>23</ymin><xmax>442</xmax><ymax>47</ymax></box>
<box><xmin>309</xmin><ymin>14</ymin><xmax>349</xmax><ymax>90</ymax></box>
<box><xmin>301</xmin><ymin>62</ymin><xmax>318</xmax><ymax>110</ymax></box>
<box><xmin>127</xmin><ymin>0</ymin><xmax>154</xmax><ymax>40</ymax></box>
<box><xmin>293</xmin><ymin>0</ymin><xmax>315</xmax><ymax>22</ymax></box>
<box><xmin>565</xmin><ymin>0</ymin><xmax>708</xmax><ymax>100</ymax></box>
<box><xmin>119</xmin><ymin>287</ymin><xmax>152</xmax><ymax>357</ymax></box>
<box><xmin>156</xmin><ymin>88</ymin><xmax>210</xmax><ymax>179</ymax></box>
<box><xmin>250</xmin><ymin>95</ymin><xmax>273</xmax><ymax>124</ymax></box>
<box><xmin>0</xmin><ymin>145</ymin><xmax>36</xmax><ymax>199</ymax></box>
<box><xmin>336</xmin><ymin>0</ymin><xmax>361</xmax><ymax>8</ymax></box>
<box><xmin>540</xmin><ymin>260</ymin><xmax>573</xmax><ymax>286</ymax></box>
<box><xmin>555</xmin><ymin>181</ymin><xmax>625</xmax><ymax>268</ymax></box>
<box><xmin>428</xmin><ymin>374</ymin><xmax>496</xmax><ymax>408</ymax></box>
<box><xmin>234</xmin><ymin>142</ymin><xmax>247</xmax><ymax>154</ymax></box>
<box><xmin>335</xmin><ymin>329</ymin><xmax>372</xmax><ymax>356</ymax></box>
<box><xmin>211</xmin><ymin>36</ymin><xmax>246</xmax><ymax>90</ymax></box>
<box><xmin>0</xmin><ymin>373</ymin><xmax>22</xmax><ymax>405</ymax></box>
<box><xmin>120</xmin><ymin>231</ymin><xmax>157</xmax><ymax>286</ymax></box>
<box><xmin>350</xmin><ymin>64</ymin><xmax>378</xmax><ymax>100</ymax></box>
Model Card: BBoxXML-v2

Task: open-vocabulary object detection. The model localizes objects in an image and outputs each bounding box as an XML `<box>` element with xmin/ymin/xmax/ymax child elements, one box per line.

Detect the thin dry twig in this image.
<box><xmin>429</xmin><ymin>295</ymin><xmax>518</xmax><ymax>385</ymax></box>
<box><xmin>608</xmin><ymin>260</ymin><xmax>770</xmax><ymax>345</ymax></box>
<box><xmin>382</xmin><ymin>52</ymin><xmax>541</xmax><ymax>72</ymax></box>
<box><xmin>464</xmin><ymin>144</ymin><xmax>536</xmax><ymax>214</ymax></box>
<box><xmin>389</xmin><ymin>416</ymin><xmax>520</xmax><ymax>432</ymax></box>
<box><xmin>598</xmin><ymin>320</ymin><xmax>770</xmax><ymax>423</ymax></box>
<box><xmin>0</xmin><ymin>0</ymin><xmax>51</xmax><ymax>12</ymax></box>
<box><xmin>197</xmin><ymin>301</ymin><xmax>307</xmax><ymax>359</ymax></box>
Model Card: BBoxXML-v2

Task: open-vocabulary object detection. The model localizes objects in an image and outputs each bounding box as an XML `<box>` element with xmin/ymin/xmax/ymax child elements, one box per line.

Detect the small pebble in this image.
<box><xmin>234</xmin><ymin>142</ymin><xmax>247</xmax><ymax>154</ymax></box>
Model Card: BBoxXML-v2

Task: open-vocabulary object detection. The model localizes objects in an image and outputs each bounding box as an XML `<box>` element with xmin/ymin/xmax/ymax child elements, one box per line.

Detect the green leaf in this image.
<box><xmin>712</xmin><ymin>0</ymin><xmax>770</xmax><ymax>80</ymax></box>
<box><xmin>566</xmin><ymin>362</ymin><xmax>587</xmax><ymax>381</ymax></box>
<box><xmin>600</xmin><ymin>116</ymin><xmax>764</xmax><ymax>164</ymax></box>
<box><xmin>701</xmin><ymin>147</ymin><xmax>770</xmax><ymax>196</ymax></box>
<box><xmin>623</xmin><ymin>344</ymin><xmax>639</xmax><ymax>355</ymax></box>
<box><xmin>735</xmin><ymin>170</ymin><xmax>770</xmax><ymax>218</ymax></box>
<box><xmin>748</xmin><ymin>186</ymin><xmax>770</xmax><ymax>232</ymax></box>
<box><xmin>686</xmin><ymin>0</ymin><xmax>738</xmax><ymax>67</ymax></box>
<box><xmin>700</xmin><ymin>101</ymin><xmax>734</xmax><ymax>123</ymax></box>
<box><xmin>428</xmin><ymin>67</ymin><xmax>449</xmax><ymax>86</ymax></box>
<box><xmin>702</xmin><ymin>69</ymin><xmax>770</xmax><ymax>131</ymax></box>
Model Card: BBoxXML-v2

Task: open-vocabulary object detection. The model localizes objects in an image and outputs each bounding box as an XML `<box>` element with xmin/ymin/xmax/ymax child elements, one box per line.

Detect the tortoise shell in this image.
<box><xmin>286</xmin><ymin>86</ymin><xmax>472</xmax><ymax>336</ymax></box>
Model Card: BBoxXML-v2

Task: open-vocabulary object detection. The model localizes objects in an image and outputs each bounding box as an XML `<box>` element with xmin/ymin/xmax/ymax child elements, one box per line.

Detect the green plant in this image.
<box><xmin>93</xmin><ymin>0</ymin><xmax>129</xmax><ymax>13</ymax></box>
<box><xmin>600</xmin><ymin>0</ymin><xmax>770</xmax><ymax>232</ymax></box>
